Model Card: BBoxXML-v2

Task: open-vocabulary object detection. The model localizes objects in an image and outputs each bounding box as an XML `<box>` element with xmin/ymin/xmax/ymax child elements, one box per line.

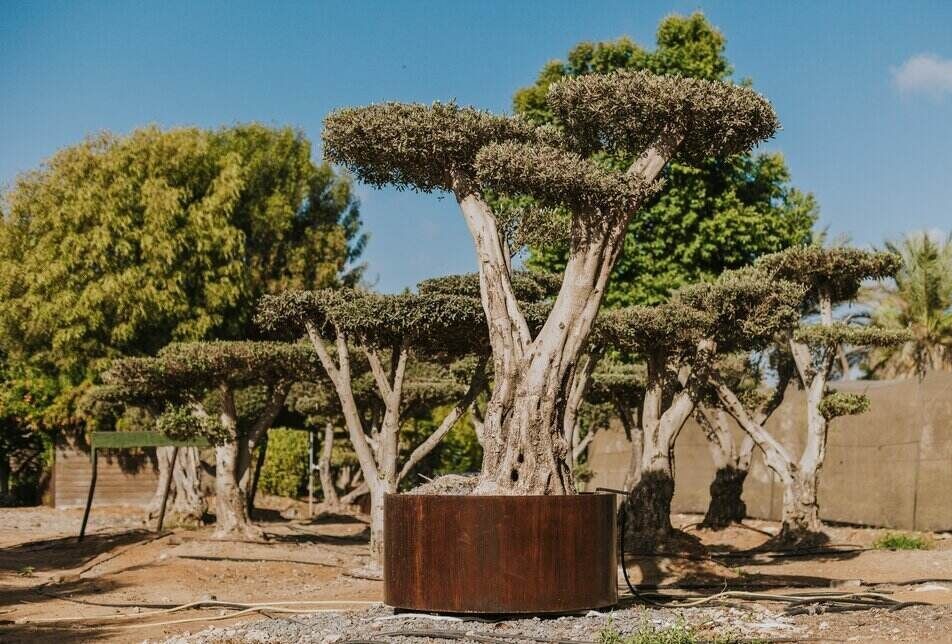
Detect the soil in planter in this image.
<box><xmin>406</xmin><ymin>474</ymin><xmax>477</xmax><ymax>495</ymax></box>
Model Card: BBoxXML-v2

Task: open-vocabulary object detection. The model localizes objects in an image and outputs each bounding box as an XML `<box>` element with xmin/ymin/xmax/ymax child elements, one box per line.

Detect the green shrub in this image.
<box><xmin>598</xmin><ymin>615</ymin><xmax>752</xmax><ymax>644</ymax></box>
<box><xmin>257</xmin><ymin>428</ymin><xmax>309</xmax><ymax>498</ymax></box>
<box><xmin>873</xmin><ymin>532</ymin><xmax>931</xmax><ymax>551</ymax></box>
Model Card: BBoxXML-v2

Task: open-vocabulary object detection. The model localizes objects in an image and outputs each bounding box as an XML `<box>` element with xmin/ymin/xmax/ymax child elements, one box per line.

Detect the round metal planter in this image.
<box><xmin>383</xmin><ymin>493</ymin><xmax>617</xmax><ymax>614</ymax></box>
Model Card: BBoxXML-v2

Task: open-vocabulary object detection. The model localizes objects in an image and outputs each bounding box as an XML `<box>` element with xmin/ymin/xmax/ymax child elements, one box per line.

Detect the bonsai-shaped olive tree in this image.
<box><xmin>694</xmin><ymin>351</ymin><xmax>795</xmax><ymax>529</ymax></box>
<box><xmin>102</xmin><ymin>341</ymin><xmax>321</xmax><ymax>539</ymax></box>
<box><xmin>709</xmin><ymin>247</ymin><xmax>907</xmax><ymax>544</ymax></box>
<box><xmin>605</xmin><ymin>269</ymin><xmax>803</xmax><ymax>548</ymax></box>
<box><xmin>257</xmin><ymin>289</ymin><xmax>488</xmax><ymax>561</ymax></box>
<box><xmin>322</xmin><ymin>70</ymin><xmax>778</xmax><ymax>494</ymax></box>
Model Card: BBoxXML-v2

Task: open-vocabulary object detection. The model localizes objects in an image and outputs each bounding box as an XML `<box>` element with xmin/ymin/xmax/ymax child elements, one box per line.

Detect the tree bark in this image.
<box><xmin>319</xmin><ymin>423</ymin><xmax>340</xmax><ymax>507</ymax></box>
<box><xmin>696</xmin><ymin>407</ymin><xmax>753</xmax><ymax>529</ymax></box>
<box><xmin>149</xmin><ymin>446</ymin><xmax>205</xmax><ymax>525</ymax></box>
<box><xmin>622</xmin><ymin>352</ymin><xmax>699</xmax><ymax>550</ymax></box>
<box><xmin>453</xmin><ymin>141</ymin><xmax>678</xmax><ymax>496</ymax></box>
<box><xmin>0</xmin><ymin>450</ymin><xmax>9</xmax><ymax>499</ymax></box>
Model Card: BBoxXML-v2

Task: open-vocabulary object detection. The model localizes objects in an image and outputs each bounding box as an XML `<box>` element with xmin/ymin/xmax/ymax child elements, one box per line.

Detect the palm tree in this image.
<box><xmin>865</xmin><ymin>231</ymin><xmax>952</xmax><ymax>379</ymax></box>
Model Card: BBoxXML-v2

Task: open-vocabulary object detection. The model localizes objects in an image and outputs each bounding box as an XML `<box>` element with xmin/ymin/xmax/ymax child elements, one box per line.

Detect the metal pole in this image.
<box><xmin>156</xmin><ymin>446</ymin><xmax>179</xmax><ymax>532</ymax></box>
<box><xmin>308</xmin><ymin>429</ymin><xmax>314</xmax><ymax>519</ymax></box>
<box><xmin>79</xmin><ymin>449</ymin><xmax>98</xmax><ymax>541</ymax></box>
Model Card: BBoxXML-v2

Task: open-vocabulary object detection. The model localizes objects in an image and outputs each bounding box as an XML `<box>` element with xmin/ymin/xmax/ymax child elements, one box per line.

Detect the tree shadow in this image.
<box><xmin>0</xmin><ymin>576</ymin><xmax>128</xmax><ymax>643</ymax></box>
<box><xmin>265</xmin><ymin>525</ymin><xmax>370</xmax><ymax>545</ymax></box>
<box><xmin>0</xmin><ymin>530</ymin><xmax>158</xmax><ymax>574</ymax></box>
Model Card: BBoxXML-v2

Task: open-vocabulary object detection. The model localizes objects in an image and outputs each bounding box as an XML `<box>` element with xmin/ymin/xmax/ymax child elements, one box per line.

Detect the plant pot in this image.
<box><xmin>384</xmin><ymin>492</ymin><xmax>617</xmax><ymax>614</ymax></box>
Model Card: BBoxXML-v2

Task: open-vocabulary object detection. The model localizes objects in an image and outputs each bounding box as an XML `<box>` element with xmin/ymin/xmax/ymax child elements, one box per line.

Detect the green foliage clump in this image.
<box><xmin>818</xmin><ymin>391</ymin><xmax>870</xmax><ymax>420</ymax></box>
<box><xmin>517</xmin><ymin>13</ymin><xmax>816</xmax><ymax>306</ymax></box>
<box><xmin>597</xmin><ymin>615</ymin><xmax>747</xmax><ymax>644</ymax></box>
<box><xmin>873</xmin><ymin>532</ymin><xmax>932</xmax><ymax>551</ymax></box>
<box><xmin>257</xmin><ymin>429</ymin><xmax>310</xmax><ymax>499</ymax></box>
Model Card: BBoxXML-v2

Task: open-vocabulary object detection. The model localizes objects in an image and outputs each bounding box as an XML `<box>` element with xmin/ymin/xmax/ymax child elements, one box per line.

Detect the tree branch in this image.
<box><xmin>398</xmin><ymin>356</ymin><xmax>488</xmax><ymax>483</ymax></box>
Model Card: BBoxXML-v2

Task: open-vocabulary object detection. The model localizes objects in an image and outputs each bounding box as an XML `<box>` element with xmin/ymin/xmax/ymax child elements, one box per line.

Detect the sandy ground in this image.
<box><xmin>1</xmin><ymin>500</ymin><xmax>951</xmax><ymax>643</ymax></box>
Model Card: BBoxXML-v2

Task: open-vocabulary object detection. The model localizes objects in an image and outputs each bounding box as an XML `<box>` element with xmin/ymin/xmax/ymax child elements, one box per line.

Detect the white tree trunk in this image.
<box><xmin>149</xmin><ymin>446</ymin><xmax>205</xmax><ymax>525</ymax></box>
<box><xmin>453</xmin><ymin>143</ymin><xmax>676</xmax><ymax>496</ymax></box>
<box><xmin>319</xmin><ymin>423</ymin><xmax>339</xmax><ymax>507</ymax></box>
<box><xmin>696</xmin><ymin>407</ymin><xmax>753</xmax><ymax>529</ymax></box>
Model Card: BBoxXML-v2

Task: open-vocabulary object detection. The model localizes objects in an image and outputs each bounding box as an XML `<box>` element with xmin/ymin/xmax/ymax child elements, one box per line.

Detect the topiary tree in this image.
<box><xmin>101</xmin><ymin>341</ymin><xmax>322</xmax><ymax>539</ymax></box>
<box><xmin>709</xmin><ymin>247</ymin><xmax>908</xmax><ymax>544</ymax></box>
<box><xmin>604</xmin><ymin>269</ymin><xmax>803</xmax><ymax>548</ymax></box>
<box><xmin>322</xmin><ymin>70</ymin><xmax>778</xmax><ymax>495</ymax></box>
<box><xmin>513</xmin><ymin>13</ymin><xmax>817</xmax><ymax>307</ymax></box>
<box><xmin>694</xmin><ymin>351</ymin><xmax>795</xmax><ymax>529</ymax></box>
<box><xmin>257</xmin><ymin>289</ymin><xmax>489</xmax><ymax>562</ymax></box>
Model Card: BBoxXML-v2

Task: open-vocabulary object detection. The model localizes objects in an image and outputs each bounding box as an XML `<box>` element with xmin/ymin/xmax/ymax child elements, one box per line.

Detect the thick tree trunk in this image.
<box><xmin>319</xmin><ymin>423</ymin><xmax>340</xmax><ymax>507</ymax></box>
<box><xmin>148</xmin><ymin>446</ymin><xmax>205</xmax><ymax>525</ymax></box>
<box><xmin>213</xmin><ymin>440</ymin><xmax>261</xmax><ymax>540</ymax></box>
<box><xmin>455</xmin><ymin>143</ymin><xmax>675</xmax><ymax>496</ymax></box>
<box><xmin>704</xmin><ymin>466</ymin><xmax>748</xmax><ymax>529</ymax></box>
<box><xmin>624</xmin><ymin>464</ymin><xmax>676</xmax><ymax>552</ymax></box>
<box><xmin>696</xmin><ymin>407</ymin><xmax>753</xmax><ymax>529</ymax></box>
<box><xmin>778</xmin><ymin>469</ymin><xmax>821</xmax><ymax>542</ymax></box>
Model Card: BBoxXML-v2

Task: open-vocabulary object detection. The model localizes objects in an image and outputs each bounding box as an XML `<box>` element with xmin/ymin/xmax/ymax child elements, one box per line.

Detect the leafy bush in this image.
<box><xmin>873</xmin><ymin>532</ymin><xmax>931</xmax><ymax>551</ymax></box>
<box><xmin>257</xmin><ymin>428</ymin><xmax>309</xmax><ymax>498</ymax></box>
<box><xmin>598</xmin><ymin>615</ymin><xmax>752</xmax><ymax>644</ymax></box>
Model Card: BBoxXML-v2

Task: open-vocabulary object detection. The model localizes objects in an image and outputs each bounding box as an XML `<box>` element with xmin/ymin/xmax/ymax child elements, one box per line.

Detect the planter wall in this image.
<box><xmin>384</xmin><ymin>493</ymin><xmax>617</xmax><ymax>614</ymax></box>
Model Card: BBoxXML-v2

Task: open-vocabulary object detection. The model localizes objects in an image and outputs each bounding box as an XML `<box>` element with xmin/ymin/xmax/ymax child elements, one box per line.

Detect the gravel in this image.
<box><xmin>158</xmin><ymin>603</ymin><xmax>805</xmax><ymax>643</ymax></box>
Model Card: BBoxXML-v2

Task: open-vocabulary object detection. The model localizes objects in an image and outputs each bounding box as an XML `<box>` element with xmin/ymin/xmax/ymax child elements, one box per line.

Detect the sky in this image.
<box><xmin>2</xmin><ymin>1</ymin><xmax>951</xmax><ymax>293</ymax></box>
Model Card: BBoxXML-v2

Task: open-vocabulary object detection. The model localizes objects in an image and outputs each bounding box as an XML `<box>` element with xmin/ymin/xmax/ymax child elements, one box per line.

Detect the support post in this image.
<box><xmin>308</xmin><ymin>429</ymin><xmax>315</xmax><ymax>519</ymax></box>
<box><xmin>156</xmin><ymin>446</ymin><xmax>179</xmax><ymax>532</ymax></box>
<box><xmin>79</xmin><ymin>449</ymin><xmax>98</xmax><ymax>541</ymax></box>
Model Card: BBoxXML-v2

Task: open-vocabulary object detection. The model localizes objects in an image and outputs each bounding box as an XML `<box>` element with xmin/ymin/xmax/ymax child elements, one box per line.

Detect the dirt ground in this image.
<box><xmin>1</xmin><ymin>500</ymin><xmax>951</xmax><ymax>643</ymax></box>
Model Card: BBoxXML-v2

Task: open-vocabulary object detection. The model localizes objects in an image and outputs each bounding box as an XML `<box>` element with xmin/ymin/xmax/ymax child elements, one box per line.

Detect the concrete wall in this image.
<box><xmin>586</xmin><ymin>371</ymin><xmax>952</xmax><ymax>531</ymax></box>
<box><xmin>54</xmin><ymin>446</ymin><xmax>159</xmax><ymax>508</ymax></box>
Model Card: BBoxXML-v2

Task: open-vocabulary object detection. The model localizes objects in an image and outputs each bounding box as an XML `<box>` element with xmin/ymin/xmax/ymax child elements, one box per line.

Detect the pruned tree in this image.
<box><xmin>694</xmin><ymin>351</ymin><xmax>793</xmax><ymax>529</ymax></box>
<box><xmin>322</xmin><ymin>70</ymin><xmax>778</xmax><ymax>495</ymax></box>
<box><xmin>604</xmin><ymin>268</ymin><xmax>803</xmax><ymax>548</ymax></box>
<box><xmin>102</xmin><ymin>341</ymin><xmax>322</xmax><ymax>539</ymax></box>
<box><xmin>257</xmin><ymin>289</ymin><xmax>489</xmax><ymax>562</ymax></box>
<box><xmin>710</xmin><ymin>247</ymin><xmax>908</xmax><ymax>544</ymax></box>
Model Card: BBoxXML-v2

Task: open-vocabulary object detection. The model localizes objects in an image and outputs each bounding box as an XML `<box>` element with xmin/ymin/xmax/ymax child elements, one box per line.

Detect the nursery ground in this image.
<box><xmin>1</xmin><ymin>499</ymin><xmax>951</xmax><ymax>643</ymax></box>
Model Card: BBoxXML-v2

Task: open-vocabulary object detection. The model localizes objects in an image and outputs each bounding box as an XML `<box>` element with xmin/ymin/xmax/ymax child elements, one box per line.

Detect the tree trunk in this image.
<box><xmin>697</xmin><ymin>407</ymin><xmax>753</xmax><ymax>529</ymax></box>
<box><xmin>778</xmin><ymin>468</ymin><xmax>822</xmax><ymax>543</ymax></box>
<box><xmin>623</xmin><ymin>432</ymin><xmax>676</xmax><ymax>551</ymax></box>
<box><xmin>703</xmin><ymin>466</ymin><xmax>748</xmax><ymax>529</ymax></box>
<box><xmin>319</xmin><ymin>423</ymin><xmax>339</xmax><ymax>506</ymax></box>
<box><xmin>148</xmin><ymin>446</ymin><xmax>204</xmax><ymax>525</ymax></box>
<box><xmin>213</xmin><ymin>440</ymin><xmax>261</xmax><ymax>539</ymax></box>
<box><xmin>0</xmin><ymin>449</ymin><xmax>10</xmax><ymax>499</ymax></box>
<box><xmin>455</xmin><ymin>143</ymin><xmax>676</xmax><ymax>497</ymax></box>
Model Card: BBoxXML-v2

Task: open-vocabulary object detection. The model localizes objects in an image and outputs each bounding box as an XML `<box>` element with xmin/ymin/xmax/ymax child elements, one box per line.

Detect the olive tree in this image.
<box><xmin>710</xmin><ymin>247</ymin><xmax>907</xmax><ymax>543</ymax></box>
<box><xmin>604</xmin><ymin>269</ymin><xmax>803</xmax><ymax>548</ymax></box>
<box><xmin>102</xmin><ymin>341</ymin><xmax>321</xmax><ymax>539</ymax></box>
<box><xmin>322</xmin><ymin>70</ymin><xmax>778</xmax><ymax>495</ymax></box>
<box><xmin>694</xmin><ymin>352</ymin><xmax>794</xmax><ymax>529</ymax></box>
<box><xmin>257</xmin><ymin>289</ymin><xmax>488</xmax><ymax>562</ymax></box>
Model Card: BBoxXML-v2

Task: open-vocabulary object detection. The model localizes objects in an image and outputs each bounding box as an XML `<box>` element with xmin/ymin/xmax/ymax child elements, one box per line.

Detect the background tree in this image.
<box><xmin>694</xmin><ymin>351</ymin><xmax>794</xmax><ymax>529</ymax></box>
<box><xmin>101</xmin><ymin>341</ymin><xmax>322</xmax><ymax>539</ymax></box>
<box><xmin>513</xmin><ymin>12</ymin><xmax>816</xmax><ymax>306</ymax></box>
<box><xmin>604</xmin><ymin>268</ymin><xmax>803</xmax><ymax>549</ymax></box>
<box><xmin>0</xmin><ymin>123</ymin><xmax>364</xmax><ymax>508</ymax></box>
<box><xmin>257</xmin><ymin>289</ymin><xmax>489</xmax><ymax>564</ymax></box>
<box><xmin>711</xmin><ymin>247</ymin><xmax>907</xmax><ymax>544</ymax></box>
<box><xmin>323</xmin><ymin>68</ymin><xmax>777</xmax><ymax>496</ymax></box>
<box><xmin>865</xmin><ymin>232</ymin><xmax>952</xmax><ymax>379</ymax></box>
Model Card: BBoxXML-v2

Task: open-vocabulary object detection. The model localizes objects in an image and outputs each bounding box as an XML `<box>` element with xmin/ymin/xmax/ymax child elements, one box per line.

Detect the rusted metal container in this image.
<box><xmin>384</xmin><ymin>493</ymin><xmax>617</xmax><ymax>614</ymax></box>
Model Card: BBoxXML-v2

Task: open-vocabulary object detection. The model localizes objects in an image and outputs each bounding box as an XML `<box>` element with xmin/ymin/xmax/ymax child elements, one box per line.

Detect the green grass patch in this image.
<box><xmin>597</xmin><ymin>615</ymin><xmax>757</xmax><ymax>644</ymax></box>
<box><xmin>873</xmin><ymin>532</ymin><xmax>932</xmax><ymax>550</ymax></box>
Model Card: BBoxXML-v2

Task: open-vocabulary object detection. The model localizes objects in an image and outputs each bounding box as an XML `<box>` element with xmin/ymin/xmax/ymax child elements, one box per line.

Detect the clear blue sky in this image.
<box><xmin>2</xmin><ymin>1</ymin><xmax>951</xmax><ymax>292</ymax></box>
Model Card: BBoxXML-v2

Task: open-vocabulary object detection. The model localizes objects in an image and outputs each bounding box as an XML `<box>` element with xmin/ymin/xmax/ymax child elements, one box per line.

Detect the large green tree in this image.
<box><xmin>514</xmin><ymin>12</ymin><xmax>816</xmax><ymax>306</ymax></box>
<box><xmin>0</xmin><ymin>124</ymin><xmax>365</xmax><ymax>427</ymax></box>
